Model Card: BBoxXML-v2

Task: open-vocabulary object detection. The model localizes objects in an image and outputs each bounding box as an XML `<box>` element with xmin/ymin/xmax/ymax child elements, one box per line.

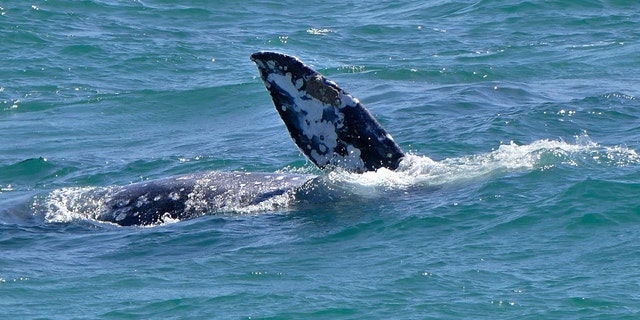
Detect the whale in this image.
<box><xmin>46</xmin><ymin>52</ymin><xmax>405</xmax><ymax>226</ymax></box>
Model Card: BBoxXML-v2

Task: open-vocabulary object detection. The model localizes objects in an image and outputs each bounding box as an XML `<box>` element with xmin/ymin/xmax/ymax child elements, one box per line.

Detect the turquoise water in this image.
<box><xmin>2</xmin><ymin>0</ymin><xmax>640</xmax><ymax>318</ymax></box>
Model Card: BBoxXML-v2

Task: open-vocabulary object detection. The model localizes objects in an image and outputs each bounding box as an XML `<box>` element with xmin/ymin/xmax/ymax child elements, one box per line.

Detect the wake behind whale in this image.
<box><xmin>37</xmin><ymin>52</ymin><xmax>640</xmax><ymax>226</ymax></box>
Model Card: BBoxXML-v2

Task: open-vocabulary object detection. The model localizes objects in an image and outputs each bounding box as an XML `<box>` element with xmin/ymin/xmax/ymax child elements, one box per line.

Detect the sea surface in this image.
<box><xmin>2</xmin><ymin>0</ymin><xmax>640</xmax><ymax>318</ymax></box>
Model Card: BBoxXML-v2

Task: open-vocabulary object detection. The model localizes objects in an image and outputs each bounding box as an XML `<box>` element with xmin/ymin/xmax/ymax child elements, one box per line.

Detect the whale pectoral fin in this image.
<box><xmin>251</xmin><ymin>51</ymin><xmax>404</xmax><ymax>173</ymax></box>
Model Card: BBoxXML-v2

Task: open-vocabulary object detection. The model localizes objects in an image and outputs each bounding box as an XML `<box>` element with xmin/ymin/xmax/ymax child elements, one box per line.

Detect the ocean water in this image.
<box><xmin>2</xmin><ymin>0</ymin><xmax>640</xmax><ymax>318</ymax></box>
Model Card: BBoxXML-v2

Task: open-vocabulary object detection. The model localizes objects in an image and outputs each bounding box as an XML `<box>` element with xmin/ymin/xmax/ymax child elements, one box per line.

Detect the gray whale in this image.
<box><xmin>48</xmin><ymin>52</ymin><xmax>405</xmax><ymax>226</ymax></box>
<box><xmin>95</xmin><ymin>171</ymin><xmax>314</xmax><ymax>226</ymax></box>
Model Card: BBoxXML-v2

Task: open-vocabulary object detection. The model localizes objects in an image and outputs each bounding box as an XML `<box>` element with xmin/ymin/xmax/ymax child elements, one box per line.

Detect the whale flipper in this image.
<box><xmin>251</xmin><ymin>52</ymin><xmax>404</xmax><ymax>172</ymax></box>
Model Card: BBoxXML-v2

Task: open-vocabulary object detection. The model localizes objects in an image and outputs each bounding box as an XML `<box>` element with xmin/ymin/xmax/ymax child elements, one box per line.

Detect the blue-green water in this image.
<box><xmin>2</xmin><ymin>0</ymin><xmax>640</xmax><ymax>318</ymax></box>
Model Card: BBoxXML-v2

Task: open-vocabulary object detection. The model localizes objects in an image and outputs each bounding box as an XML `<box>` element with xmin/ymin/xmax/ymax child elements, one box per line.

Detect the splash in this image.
<box><xmin>38</xmin><ymin>186</ymin><xmax>110</xmax><ymax>224</ymax></box>
<box><xmin>316</xmin><ymin>135</ymin><xmax>640</xmax><ymax>196</ymax></box>
<box><xmin>233</xmin><ymin>192</ymin><xmax>296</xmax><ymax>215</ymax></box>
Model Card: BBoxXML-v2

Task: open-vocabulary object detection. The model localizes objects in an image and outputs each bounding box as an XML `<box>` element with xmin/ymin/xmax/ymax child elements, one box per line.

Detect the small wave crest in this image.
<box><xmin>313</xmin><ymin>134</ymin><xmax>639</xmax><ymax>196</ymax></box>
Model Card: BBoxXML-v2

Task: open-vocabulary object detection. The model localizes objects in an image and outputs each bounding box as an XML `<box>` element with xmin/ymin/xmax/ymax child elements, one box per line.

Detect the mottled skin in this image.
<box><xmin>98</xmin><ymin>172</ymin><xmax>313</xmax><ymax>226</ymax></box>
<box><xmin>251</xmin><ymin>52</ymin><xmax>405</xmax><ymax>172</ymax></box>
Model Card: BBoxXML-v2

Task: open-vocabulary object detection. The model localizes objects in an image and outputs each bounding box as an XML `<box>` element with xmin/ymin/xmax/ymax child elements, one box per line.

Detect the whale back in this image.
<box><xmin>251</xmin><ymin>52</ymin><xmax>404</xmax><ymax>172</ymax></box>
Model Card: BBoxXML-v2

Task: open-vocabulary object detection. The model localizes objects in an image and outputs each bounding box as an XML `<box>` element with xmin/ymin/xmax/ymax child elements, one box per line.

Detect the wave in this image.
<box><xmin>308</xmin><ymin>134</ymin><xmax>639</xmax><ymax>197</ymax></box>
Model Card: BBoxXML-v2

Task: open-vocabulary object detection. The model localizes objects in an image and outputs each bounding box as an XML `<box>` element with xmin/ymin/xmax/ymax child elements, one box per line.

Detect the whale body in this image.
<box><xmin>45</xmin><ymin>52</ymin><xmax>405</xmax><ymax>226</ymax></box>
<box><xmin>93</xmin><ymin>171</ymin><xmax>314</xmax><ymax>225</ymax></box>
